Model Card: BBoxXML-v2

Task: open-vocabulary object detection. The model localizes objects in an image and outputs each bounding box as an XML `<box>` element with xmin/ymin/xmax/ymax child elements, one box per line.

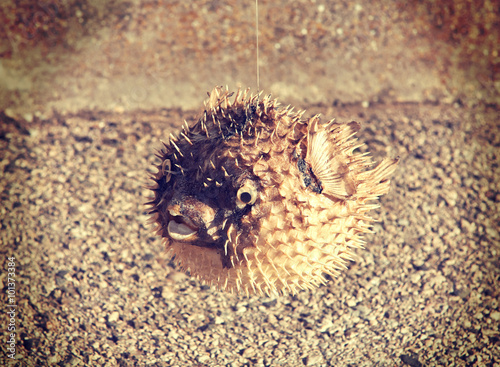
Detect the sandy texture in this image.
<box><xmin>1</xmin><ymin>0</ymin><xmax>499</xmax><ymax>366</ymax></box>
<box><xmin>1</xmin><ymin>102</ymin><xmax>499</xmax><ymax>366</ymax></box>
<box><xmin>0</xmin><ymin>0</ymin><xmax>498</xmax><ymax>117</ymax></box>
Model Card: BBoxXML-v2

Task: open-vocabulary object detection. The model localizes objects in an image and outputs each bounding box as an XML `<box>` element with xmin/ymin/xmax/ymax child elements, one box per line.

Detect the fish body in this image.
<box><xmin>148</xmin><ymin>87</ymin><xmax>398</xmax><ymax>295</ymax></box>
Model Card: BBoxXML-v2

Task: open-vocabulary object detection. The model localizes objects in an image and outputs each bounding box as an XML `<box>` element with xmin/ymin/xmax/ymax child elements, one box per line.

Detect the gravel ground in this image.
<box><xmin>1</xmin><ymin>101</ymin><xmax>499</xmax><ymax>366</ymax></box>
<box><xmin>1</xmin><ymin>0</ymin><xmax>499</xmax><ymax>366</ymax></box>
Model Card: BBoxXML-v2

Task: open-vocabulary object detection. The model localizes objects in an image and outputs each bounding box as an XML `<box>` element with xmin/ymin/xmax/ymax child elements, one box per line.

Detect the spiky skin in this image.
<box><xmin>148</xmin><ymin>87</ymin><xmax>398</xmax><ymax>296</ymax></box>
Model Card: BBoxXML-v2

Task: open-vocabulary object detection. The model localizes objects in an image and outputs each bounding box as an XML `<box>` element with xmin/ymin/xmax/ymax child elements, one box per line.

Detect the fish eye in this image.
<box><xmin>236</xmin><ymin>181</ymin><xmax>258</xmax><ymax>208</ymax></box>
<box><xmin>239</xmin><ymin>191</ymin><xmax>252</xmax><ymax>203</ymax></box>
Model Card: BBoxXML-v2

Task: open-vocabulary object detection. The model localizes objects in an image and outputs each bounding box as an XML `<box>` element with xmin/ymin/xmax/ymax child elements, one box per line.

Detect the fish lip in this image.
<box><xmin>167</xmin><ymin>221</ymin><xmax>198</xmax><ymax>241</ymax></box>
<box><xmin>167</xmin><ymin>208</ymin><xmax>199</xmax><ymax>241</ymax></box>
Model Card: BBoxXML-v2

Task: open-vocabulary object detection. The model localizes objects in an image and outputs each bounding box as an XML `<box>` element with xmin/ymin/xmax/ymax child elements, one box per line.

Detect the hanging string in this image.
<box><xmin>255</xmin><ymin>0</ymin><xmax>260</xmax><ymax>93</ymax></box>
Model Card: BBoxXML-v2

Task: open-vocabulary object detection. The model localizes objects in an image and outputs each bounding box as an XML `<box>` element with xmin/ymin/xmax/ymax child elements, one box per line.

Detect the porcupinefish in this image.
<box><xmin>148</xmin><ymin>87</ymin><xmax>398</xmax><ymax>296</ymax></box>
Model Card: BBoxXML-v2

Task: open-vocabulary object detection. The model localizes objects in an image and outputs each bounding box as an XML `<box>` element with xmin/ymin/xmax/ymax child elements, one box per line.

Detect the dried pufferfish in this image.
<box><xmin>148</xmin><ymin>87</ymin><xmax>398</xmax><ymax>296</ymax></box>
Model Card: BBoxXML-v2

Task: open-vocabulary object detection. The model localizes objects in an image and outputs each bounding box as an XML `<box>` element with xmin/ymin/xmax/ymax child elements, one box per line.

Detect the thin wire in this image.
<box><xmin>255</xmin><ymin>0</ymin><xmax>260</xmax><ymax>93</ymax></box>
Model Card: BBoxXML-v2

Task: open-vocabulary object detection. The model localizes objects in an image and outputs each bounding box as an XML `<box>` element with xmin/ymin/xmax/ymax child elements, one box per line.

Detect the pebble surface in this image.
<box><xmin>1</xmin><ymin>102</ymin><xmax>499</xmax><ymax>366</ymax></box>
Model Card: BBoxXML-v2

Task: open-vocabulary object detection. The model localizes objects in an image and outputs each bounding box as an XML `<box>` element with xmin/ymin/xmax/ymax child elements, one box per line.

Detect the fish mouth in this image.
<box><xmin>167</xmin><ymin>208</ymin><xmax>199</xmax><ymax>241</ymax></box>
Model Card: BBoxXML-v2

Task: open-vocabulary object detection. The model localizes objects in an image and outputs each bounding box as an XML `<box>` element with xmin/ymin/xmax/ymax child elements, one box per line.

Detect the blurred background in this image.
<box><xmin>0</xmin><ymin>0</ymin><xmax>498</xmax><ymax>119</ymax></box>
<box><xmin>1</xmin><ymin>2</ymin><xmax>499</xmax><ymax>366</ymax></box>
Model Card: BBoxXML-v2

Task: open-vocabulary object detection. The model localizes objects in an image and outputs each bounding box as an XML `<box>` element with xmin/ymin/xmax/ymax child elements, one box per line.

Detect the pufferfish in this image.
<box><xmin>147</xmin><ymin>87</ymin><xmax>398</xmax><ymax>296</ymax></box>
